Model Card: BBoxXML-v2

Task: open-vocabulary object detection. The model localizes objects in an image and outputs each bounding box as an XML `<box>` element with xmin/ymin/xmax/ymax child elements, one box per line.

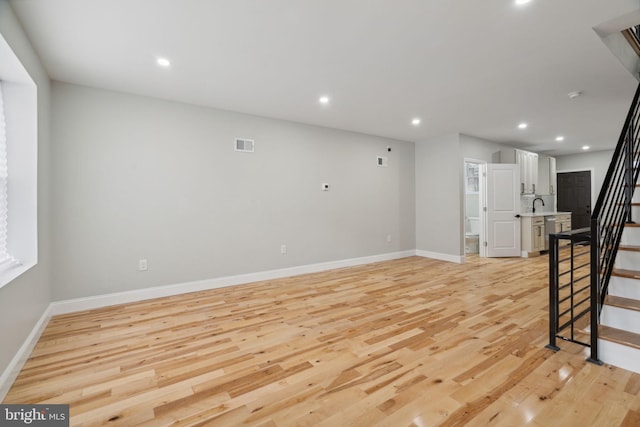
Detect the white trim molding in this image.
<box><xmin>50</xmin><ymin>250</ymin><xmax>417</xmax><ymax>315</ymax></box>
<box><xmin>0</xmin><ymin>305</ymin><xmax>52</xmax><ymax>401</ymax></box>
<box><xmin>416</xmin><ymin>249</ymin><xmax>464</xmax><ymax>264</ymax></box>
<box><xmin>2</xmin><ymin>249</ymin><xmax>443</xmax><ymax>397</ymax></box>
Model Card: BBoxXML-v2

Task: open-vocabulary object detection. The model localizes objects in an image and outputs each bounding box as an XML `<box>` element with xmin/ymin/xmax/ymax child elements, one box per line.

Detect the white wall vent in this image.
<box><xmin>235</xmin><ymin>138</ymin><xmax>255</xmax><ymax>153</ymax></box>
<box><xmin>377</xmin><ymin>156</ymin><xmax>388</xmax><ymax>167</ymax></box>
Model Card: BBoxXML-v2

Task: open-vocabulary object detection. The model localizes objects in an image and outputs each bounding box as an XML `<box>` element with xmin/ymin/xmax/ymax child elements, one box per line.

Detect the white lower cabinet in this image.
<box><xmin>557</xmin><ymin>214</ymin><xmax>571</xmax><ymax>232</ymax></box>
<box><xmin>522</xmin><ymin>216</ymin><xmax>545</xmax><ymax>256</ymax></box>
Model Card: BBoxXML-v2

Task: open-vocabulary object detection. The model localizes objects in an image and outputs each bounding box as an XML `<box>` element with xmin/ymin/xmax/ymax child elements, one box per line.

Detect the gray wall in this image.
<box><xmin>556</xmin><ymin>149</ymin><xmax>614</xmax><ymax>204</ymax></box>
<box><xmin>415</xmin><ymin>133</ymin><xmax>461</xmax><ymax>257</ymax></box>
<box><xmin>0</xmin><ymin>0</ymin><xmax>51</xmax><ymax>378</ymax></box>
<box><xmin>459</xmin><ymin>134</ymin><xmax>506</xmax><ymax>163</ymax></box>
<box><xmin>51</xmin><ymin>82</ymin><xmax>416</xmax><ymax>300</ymax></box>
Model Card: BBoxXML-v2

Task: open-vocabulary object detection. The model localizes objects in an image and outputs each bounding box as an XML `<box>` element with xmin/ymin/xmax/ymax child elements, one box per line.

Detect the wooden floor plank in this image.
<box><xmin>3</xmin><ymin>255</ymin><xmax>640</xmax><ymax>426</ymax></box>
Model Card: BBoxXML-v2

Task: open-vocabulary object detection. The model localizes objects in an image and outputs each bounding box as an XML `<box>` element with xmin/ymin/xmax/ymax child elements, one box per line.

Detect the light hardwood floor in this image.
<box><xmin>4</xmin><ymin>255</ymin><xmax>640</xmax><ymax>426</ymax></box>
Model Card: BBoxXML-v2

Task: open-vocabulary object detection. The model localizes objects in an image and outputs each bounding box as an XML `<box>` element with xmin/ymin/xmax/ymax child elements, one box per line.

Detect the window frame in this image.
<box><xmin>0</xmin><ymin>33</ymin><xmax>38</xmax><ymax>289</ymax></box>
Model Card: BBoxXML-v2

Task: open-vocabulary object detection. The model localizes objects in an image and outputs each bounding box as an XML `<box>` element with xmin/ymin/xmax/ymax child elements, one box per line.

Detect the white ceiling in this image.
<box><xmin>9</xmin><ymin>0</ymin><xmax>640</xmax><ymax>155</ymax></box>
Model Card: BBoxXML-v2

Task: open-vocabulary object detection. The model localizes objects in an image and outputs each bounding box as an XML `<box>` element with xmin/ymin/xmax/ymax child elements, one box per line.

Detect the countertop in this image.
<box><xmin>519</xmin><ymin>211</ymin><xmax>572</xmax><ymax>217</ymax></box>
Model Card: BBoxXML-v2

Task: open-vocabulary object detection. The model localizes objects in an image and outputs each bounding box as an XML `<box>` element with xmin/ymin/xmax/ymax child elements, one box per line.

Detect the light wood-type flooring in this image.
<box><xmin>4</xmin><ymin>255</ymin><xmax>640</xmax><ymax>426</ymax></box>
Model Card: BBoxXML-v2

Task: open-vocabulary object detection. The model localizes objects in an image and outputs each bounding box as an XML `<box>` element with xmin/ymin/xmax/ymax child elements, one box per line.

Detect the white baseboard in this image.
<box><xmin>0</xmin><ymin>305</ymin><xmax>52</xmax><ymax>402</ymax></box>
<box><xmin>50</xmin><ymin>250</ymin><xmax>417</xmax><ymax>315</ymax></box>
<box><xmin>1</xmin><ymin>249</ymin><xmax>427</xmax><ymax>397</ymax></box>
<box><xmin>1</xmin><ymin>250</ymin><xmax>415</xmax><ymax>397</ymax></box>
<box><xmin>415</xmin><ymin>249</ymin><xmax>464</xmax><ymax>264</ymax></box>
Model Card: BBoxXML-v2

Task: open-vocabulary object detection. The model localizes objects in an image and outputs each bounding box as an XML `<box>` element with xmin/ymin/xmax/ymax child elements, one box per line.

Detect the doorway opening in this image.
<box><xmin>557</xmin><ymin>170</ymin><xmax>592</xmax><ymax>229</ymax></box>
<box><xmin>464</xmin><ymin>160</ymin><xmax>482</xmax><ymax>255</ymax></box>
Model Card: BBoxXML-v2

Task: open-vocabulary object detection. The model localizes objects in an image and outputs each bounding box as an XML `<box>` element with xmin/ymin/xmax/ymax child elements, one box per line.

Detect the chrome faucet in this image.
<box><xmin>532</xmin><ymin>197</ymin><xmax>545</xmax><ymax>213</ymax></box>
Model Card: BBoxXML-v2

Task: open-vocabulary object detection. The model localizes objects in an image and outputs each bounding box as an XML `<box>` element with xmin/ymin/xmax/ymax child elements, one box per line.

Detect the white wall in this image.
<box><xmin>51</xmin><ymin>82</ymin><xmax>416</xmax><ymax>300</ymax></box>
<box><xmin>0</xmin><ymin>0</ymin><xmax>51</xmax><ymax>386</ymax></box>
<box><xmin>459</xmin><ymin>134</ymin><xmax>506</xmax><ymax>163</ymax></box>
<box><xmin>415</xmin><ymin>133</ymin><xmax>462</xmax><ymax>259</ymax></box>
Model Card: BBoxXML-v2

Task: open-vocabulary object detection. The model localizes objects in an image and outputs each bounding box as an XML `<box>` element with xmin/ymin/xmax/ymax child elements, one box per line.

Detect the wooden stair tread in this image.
<box><xmin>604</xmin><ymin>295</ymin><xmax>640</xmax><ymax>312</ymax></box>
<box><xmin>612</xmin><ymin>223</ymin><xmax>640</xmax><ymax>227</ymax></box>
<box><xmin>618</xmin><ymin>244</ymin><xmax>640</xmax><ymax>252</ymax></box>
<box><xmin>599</xmin><ymin>325</ymin><xmax>640</xmax><ymax>350</ymax></box>
<box><xmin>613</xmin><ymin>268</ymin><xmax>640</xmax><ymax>279</ymax></box>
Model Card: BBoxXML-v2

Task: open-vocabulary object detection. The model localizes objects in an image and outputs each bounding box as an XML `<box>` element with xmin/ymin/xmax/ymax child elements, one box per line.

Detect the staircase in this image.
<box><xmin>599</xmin><ymin>199</ymin><xmax>640</xmax><ymax>373</ymax></box>
<box><xmin>548</xmin><ymin>81</ymin><xmax>640</xmax><ymax>374</ymax></box>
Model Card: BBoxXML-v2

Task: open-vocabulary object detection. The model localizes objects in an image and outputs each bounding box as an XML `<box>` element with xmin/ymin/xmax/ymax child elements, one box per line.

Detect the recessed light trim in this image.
<box><xmin>319</xmin><ymin>96</ymin><xmax>330</xmax><ymax>105</ymax></box>
<box><xmin>555</xmin><ymin>136</ymin><xmax>565</xmax><ymax>142</ymax></box>
<box><xmin>518</xmin><ymin>123</ymin><xmax>528</xmax><ymax>129</ymax></box>
<box><xmin>156</xmin><ymin>57</ymin><xmax>171</xmax><ymax>67</ymax></box>
<box><xmin>411</xmin><ymin>118</ymin><xmax>421</xmax><ymax>126</ymax></box>
<box><xmin>515</xmin><ymin>0</ymin><xmax>532</xmax><ymax>5</ymax></box>
<box><xmin>582</xmin><ymin>145</ymin><xmax>590</xmax><ymax>150</ymax></box>
<box><xmin>568</xmin><ymin>91</ymin><xmax>582</xmax><ymax>99</ymax></box>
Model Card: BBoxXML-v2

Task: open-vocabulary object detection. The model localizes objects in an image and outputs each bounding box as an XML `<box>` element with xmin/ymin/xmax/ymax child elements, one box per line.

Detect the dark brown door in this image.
<box><xmin>557</xmin><ymin>171</ymin><xmax>591</xmax><ymax>229</ymax></box>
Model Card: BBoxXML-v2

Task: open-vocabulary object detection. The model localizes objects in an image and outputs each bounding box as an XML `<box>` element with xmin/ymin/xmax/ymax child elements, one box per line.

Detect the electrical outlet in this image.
<box><xmin>281</xmin><ymin>244</ymin><xmax>287</xmax><ymax>254</ymax></box>
<box><xmin>139</xmin><ymin>259</ymin><xmax>148</xmax><ymax>271</ymax></box>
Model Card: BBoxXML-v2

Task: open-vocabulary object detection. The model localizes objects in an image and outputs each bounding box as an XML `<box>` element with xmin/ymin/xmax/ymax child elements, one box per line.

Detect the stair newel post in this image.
<box><xmin>588</xmin><ymin>218</ymin><xmax>603</xmax><ymax>365</ymax></box>
<box><xmin>546</xmin><ymin>233</ymin><xmax>560</xmax><ymax>352</ymax></box>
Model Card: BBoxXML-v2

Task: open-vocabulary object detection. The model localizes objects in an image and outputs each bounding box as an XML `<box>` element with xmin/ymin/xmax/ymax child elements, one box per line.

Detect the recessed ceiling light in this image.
<box><xmin>411</xmin><ymin>118</ymin><xmax>421</xmax><ymax>126</ymax></box>
<box><xmin>319</xmin><ymin>96</ymin><xmax>330</xmax><ymax>105</ymax></box>
<box><xmin>518</xmin><ymin>123</ymin><xmax>528</xmax><ymax>129</ymax></box>
<box><xmin>156</xmin><ymin>57</ymin><xmax>171</xmax><ymax>67</ymax></box>
<box><xmin>582</xmin><ymin>145</ymin><xmax>590</xmax><ymax>150</ymax></box>
<box><xmin>568</xmin><ymin>91</ymin><xmax>582</xmax><ymax>99</ymax></box>
<box><xmin>515</xmin><ymin>0</ymin><xmax>532</xmax><ymax>5</ymax></box>
<box><xmin>555</xmin><ymin>136</ymin><xmax>565</xmax><ymax>142</ymax></box>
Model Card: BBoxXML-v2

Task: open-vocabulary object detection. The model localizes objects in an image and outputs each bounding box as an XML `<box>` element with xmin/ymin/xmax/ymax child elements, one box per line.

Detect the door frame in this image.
<box><xmin>463</xmin><ymin>158</ymin><xmax>487</xmax><ymax>263</ymax></box>
<box><xmin>556</xmin><ymin>167</ymin><xmax>596</xmax><ymax>209</ymax></box>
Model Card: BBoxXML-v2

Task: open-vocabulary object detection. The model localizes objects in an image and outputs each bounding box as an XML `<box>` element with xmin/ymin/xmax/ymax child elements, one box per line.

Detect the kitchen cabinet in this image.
<box><xmin>543</xmin><ymin>213</ymin><xmax>572</xmax><ymax>250</ymax></box>
<box><xmin>521</xmin><ymin>216</ymin><xmax>546</xmax><ymax>256</ymax></box>
<box><xmin>501</xmin><ymin>149</ymin><xmax>538</xmax><ymax>194</ymax></box>
<box><xmin>537</xmin><ymin>155</ymin><xmax>557</xmax><ymax>195</ymax></box>
<box><xmin>557</xmin><ymin>213</ymin><xmax>571</xmax><ymax>231</ymax></box>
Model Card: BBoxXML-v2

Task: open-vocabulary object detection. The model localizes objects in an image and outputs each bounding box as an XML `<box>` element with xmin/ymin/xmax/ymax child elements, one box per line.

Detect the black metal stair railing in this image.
<box><xmin>548</xmin><ymin>81</ymin><xmax>640</xmax><ymax>363</ymax></box>
<box><xmin>547</xmin><ymin>229</ymin><xmax>592</xmax><ymax>352</ymax></box>
<box><xmin>622</xmin><ymin>25</ymin><xmax>640</xmax><ymax>56</ymax></box>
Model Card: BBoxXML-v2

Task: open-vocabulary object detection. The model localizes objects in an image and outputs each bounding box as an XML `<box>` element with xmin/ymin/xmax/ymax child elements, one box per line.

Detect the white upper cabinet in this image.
<box><xmin>500</xmin><ymin>149</ymin><xmax>538</xmax><ymax>195</ymax></box>
<box><xmin>537</xmin><ymin>155</ymin><xmax>557</xmax><ymax>195</ymax></box>
<box><xmin>549</xmin><ymin>156</ymin><xmax>557</xmax><ymax>195</ymax></box>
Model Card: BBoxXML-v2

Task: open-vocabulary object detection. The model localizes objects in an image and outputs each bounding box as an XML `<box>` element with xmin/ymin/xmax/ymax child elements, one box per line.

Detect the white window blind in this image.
<box><xmin>0</xmin><ymin>81</ymin><xmax>16</xmax><ymax>270</ymax></box>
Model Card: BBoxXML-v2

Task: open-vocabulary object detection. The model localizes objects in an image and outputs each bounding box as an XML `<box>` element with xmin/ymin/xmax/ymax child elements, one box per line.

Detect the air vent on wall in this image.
<box><xmin>377</xmin><ymin>156</ymin><xmax>388</xmax><ymax>167</ymax></box>
<box><xmin>235</xmin><ymin>138</ymin><xmax>255</xmax><ymax>153</ymax></box>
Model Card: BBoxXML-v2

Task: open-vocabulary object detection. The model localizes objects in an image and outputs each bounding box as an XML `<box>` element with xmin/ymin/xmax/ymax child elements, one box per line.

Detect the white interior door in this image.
<box><xmin>485</xmin><ymin>163</ymin><xmax>521</xmax><ymax>257</ymax></box>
